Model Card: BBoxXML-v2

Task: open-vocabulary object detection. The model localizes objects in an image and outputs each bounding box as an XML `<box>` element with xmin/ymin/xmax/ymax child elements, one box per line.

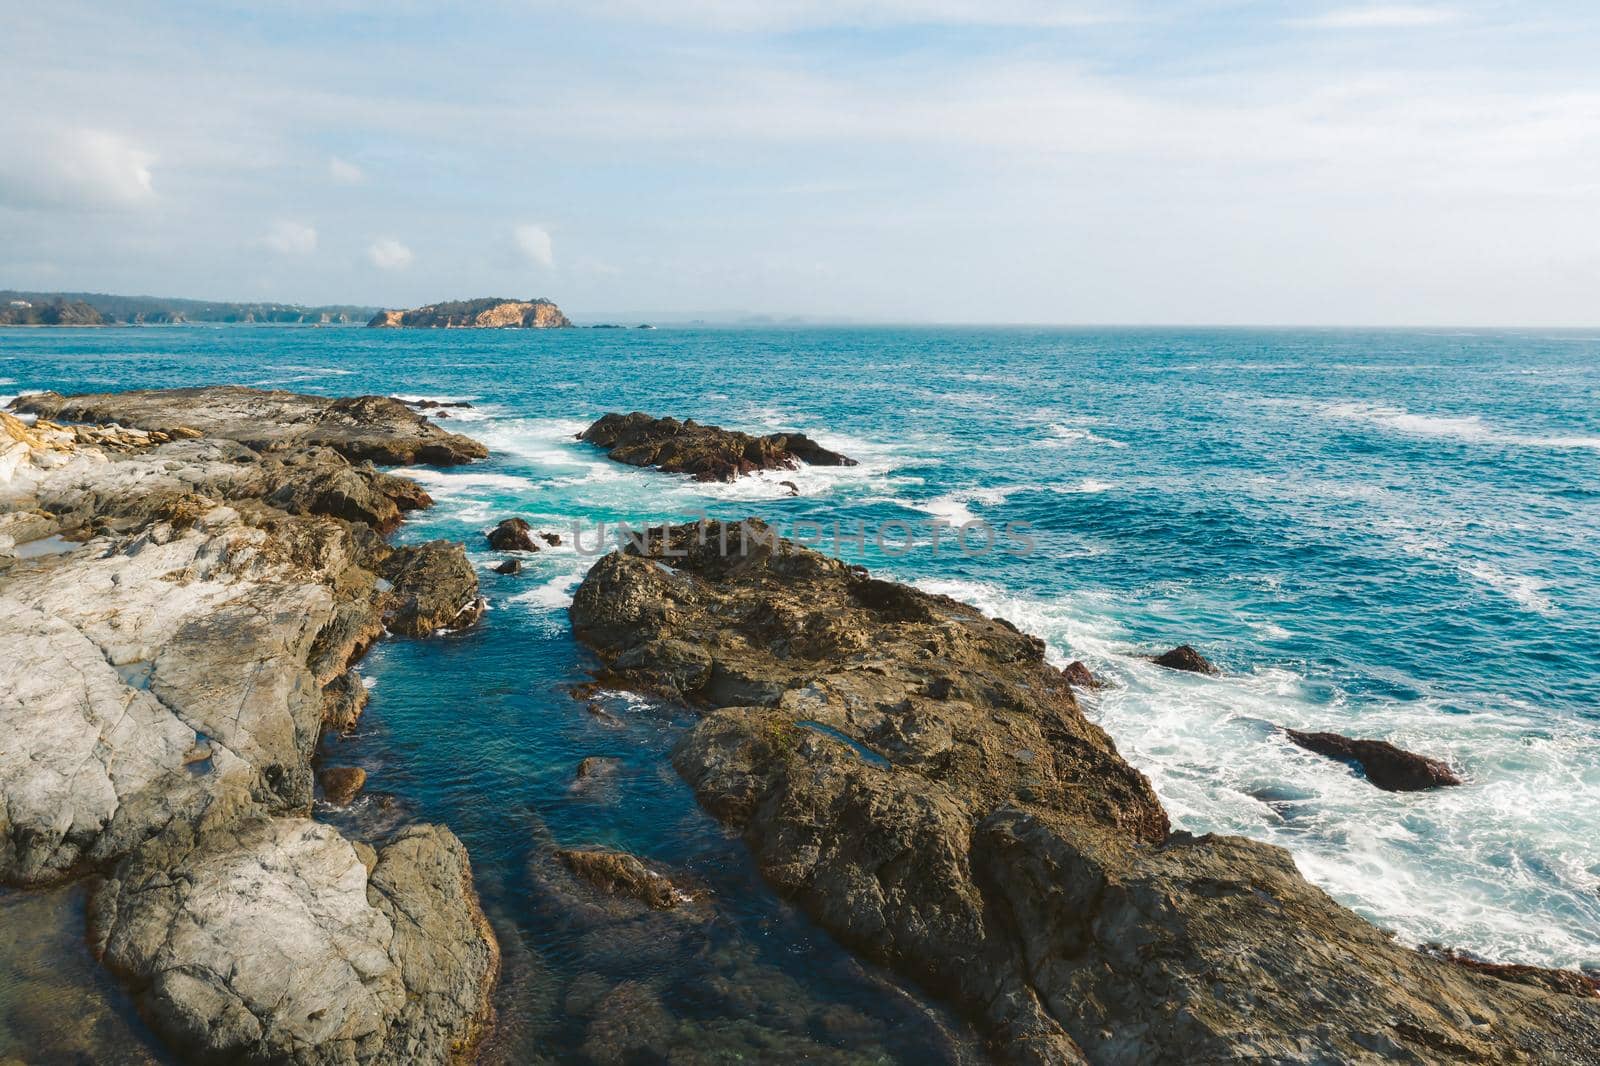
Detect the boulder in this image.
<box><xmin>91</xmin><ymin>818</ymin><xmax>498</xmax><ymax>1065</ymax></box>
<box><xmin>493</xmin><ymin>558</ymin><xmax>522</xmax><ymax>576</ymax></box>
<box><xmin>578</xmin><ymin>412</ymin><xmax>856</xmax><ymax>482</ymax></box>
<box><xmin>487</xmin><ymin>517</ymin><xmax>538</xmax><ymax>552</ymax></box>
<box><xmin>1283</xmin><ymin>728</ymin><xmax>1462</xmax><ymax>791</ymax></box>
<box><xmin>539</xmin><ymin>531</ymin><xmax>562</xmax><ymax>546</ymax></box>
<box><xmin>1151</xmin><ymin>643</ymin><xmax>1219</xmax><ymax>674</ymax></box>
<box><xmin>318</xmin><ymin>765</ymin><xmax>368</xmax><ymax>805</ymax></box>
<box><xmin>1060</xmin><ymin>660</ymin><xmax>1105</xmax><ymax>689</ymax></box>
<box><xmin>381</xmin><ymin>541</ymin><xmax>485</xmax><ymax>636</ymax></box>
<box><xmin>569</xmin><ymin>519</ymin><xmax>1600</xmax><ymax>1063</ymax></box>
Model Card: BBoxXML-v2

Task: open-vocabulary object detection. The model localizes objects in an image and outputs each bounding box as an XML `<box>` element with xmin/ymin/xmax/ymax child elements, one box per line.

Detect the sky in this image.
<box><xmin>3</xmin><ymin>1</ymin><xmax>1599</xmax><ymax>324</ymax></box>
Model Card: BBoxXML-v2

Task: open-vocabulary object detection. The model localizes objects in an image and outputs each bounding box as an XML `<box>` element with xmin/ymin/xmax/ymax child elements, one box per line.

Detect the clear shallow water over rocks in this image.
<box><xmin>3</xmin><ymin>324</ymin><xmax>1598</xmax><ymax>1057</ymax></box>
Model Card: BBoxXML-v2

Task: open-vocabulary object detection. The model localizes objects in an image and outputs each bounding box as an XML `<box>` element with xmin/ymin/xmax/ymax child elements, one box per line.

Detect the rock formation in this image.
<box><xmin>487</xmin><ymin>516</ymin><xmax>539</xmax><ymax>551</ymax></box>
<box><xmin>578</xmin><ymin>411</ymin><xmax>857</xmax><ymax>482</ymax></box>
<box><xmin>1151</xmin><ymin>643</ymin><xmax>1219</xmax><ymax>674</ymax></box>
<box><xmin>1</xmin><ymin>391</ymin><xmax>497</xmax><ymax>1064</ymax></box>
<box><xmin>1284</xmin><ymin>728</ymin><xmax>1462</xmax><ymax>791</ymax></box>
<box><xmin>570</xmin><ymin>519</ymin><xmax>1600</xmax><ymax>1064</ymax></box>
<box><xmin>12</xmin><ymin>387</ymin><xmax>487</xmax><ymax>466</ymax></box>
<box><xmin>367</xmin><ymin>297</ymin><xmax>572</xmax><ymax>329</ymax></box>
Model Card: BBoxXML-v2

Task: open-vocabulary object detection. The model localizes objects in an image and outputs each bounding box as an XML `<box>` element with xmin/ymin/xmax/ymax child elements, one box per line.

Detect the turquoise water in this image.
<box><xmin>4</xmin><ymin>325</ymin><xmax>1599</xmax><ymax>1052</ymax></box>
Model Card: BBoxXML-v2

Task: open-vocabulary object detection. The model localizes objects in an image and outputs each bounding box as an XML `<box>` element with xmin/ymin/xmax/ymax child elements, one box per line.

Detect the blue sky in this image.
<box><xmin>3</xmin><ymin>1</ymin><xmax>1599</xmax><ymax>323</ymax></box>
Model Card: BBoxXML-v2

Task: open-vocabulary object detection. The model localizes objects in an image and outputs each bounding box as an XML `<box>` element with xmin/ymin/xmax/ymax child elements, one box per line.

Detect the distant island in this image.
<box><xmin>368</xmin><ymin>297</ymin><xmax>573</xmax><ymax>329</ymax></box>
<box><xmin>0</xmin><ymin>290</ymin><xmax>375</xmax><ymax>326</ymax></box>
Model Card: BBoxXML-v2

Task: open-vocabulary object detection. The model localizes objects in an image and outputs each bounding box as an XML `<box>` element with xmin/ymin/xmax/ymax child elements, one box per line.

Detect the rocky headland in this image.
<box><xmin>1</xmin><ymin>388</ymin><xmax>498</xmax><ymax>1064</ymax></box>
<box><xmin>579</xmin><ymin>411</ymin><xmax>857</xmax><ymax>482</ymax></box>
<box><xmin>367</xmin><ymin>297</ymin><xmax>573</xmax><ymax>329</ymax></box>
<box><xmin>570</xmin><ymin>519</ymin><xmax>1600</xmax><ymax>1064</ymax></box>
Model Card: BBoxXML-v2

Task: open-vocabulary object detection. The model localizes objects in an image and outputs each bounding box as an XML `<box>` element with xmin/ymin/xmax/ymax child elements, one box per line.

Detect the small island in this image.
<box><xmin>367</xmin><ymin>297</ymin><xmax>573</xmax><ymax>329</ymax></box>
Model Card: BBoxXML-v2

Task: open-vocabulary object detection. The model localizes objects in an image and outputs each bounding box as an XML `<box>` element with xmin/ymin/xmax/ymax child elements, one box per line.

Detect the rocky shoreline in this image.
<box><xmin>571</xmin><ymin>519</ymin><xmax>1600</xmax><ymax>1064</ymax></box>
<box><xmin>1</xmin><ymin>388</ymin><xmax>497</xmax><ymax>1063</ymax></box>
<box><xmin>7</xmin><ymin>387</ymin><xmax>1599</xmax><ymax>1064</ymax></box>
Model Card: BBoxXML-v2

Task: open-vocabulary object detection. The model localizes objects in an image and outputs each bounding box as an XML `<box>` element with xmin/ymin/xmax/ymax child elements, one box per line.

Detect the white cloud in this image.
<box><xmin>263</xmin><ymin>219</ymin><xmax>317</xmax><ymax>254</ymax></box>
<box><xmin>512</xmin><ymin>223</ymin><xmax>554</xmax><ymax>268</ymax></box>
<box><xmin>329</xmin><ymin>156</ymin><xmax>364</xmax><ymax>184</ymax></box>
<box><xmin>1293</xmin><ymin>6</ymin><xmax>1459</xmax><ymax>29</ymax></box>
<box><xmin>367</xmin><ymin>238</ymin><xmax>413</xmax><ymax>270</ymax></box>
<box><xmin>565</xmin><ymin>0</ymin><xmax>1119</xmax><ymax>30</ymax></box>
<box><xmin>0</xmin><ymin>129</ymin><xmax>155</xmax><ymax>210</ymax></box>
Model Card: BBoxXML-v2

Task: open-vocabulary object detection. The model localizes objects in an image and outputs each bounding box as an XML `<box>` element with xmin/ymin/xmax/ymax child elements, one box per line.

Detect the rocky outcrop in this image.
<box><xmin>0</xmin><ymin>392</ymin><xmax>497</xmax><ymax>1064</ymax></box>
<box><xmin>367</xmin><ymin>298</ymin><xmax>572</xmax><ymax>329</ymax></box>
<box><xmin>570</xmin><ymin>519</ymin><xmax>1600</xmax><ymax>1065</ymax></box>
<box><xmin>487</xmin><ymin>517</ymin><xmax>538</xmax><ymax>552</ymax></box>
<box><xmin>578</xmin><ymin>412</ymin><xmax>856</xmax><ymax>482</ymax></box>
<box><xmin>380</xmin><ymin>541</ymin><xmax>486</xmax><ymax>636</ymax></box>
<box><xmin>1284</xmin><ymin>728</ymin><xmax>1463</xmax><ymax>791</ymax></box>
<box><xmin>1151</xmin><ymin>643</ymin><xmax>1219</xmax><ymax>674</ymax></box>
<box><xmin>91</xmin><ymin>817</ymin><xmax>498</xmax><ymax>1065</ymax></box>
<box><xmin>11</xmin><ymin>387</ymin><xmax>488</xmax><ymax>466</ymax></box>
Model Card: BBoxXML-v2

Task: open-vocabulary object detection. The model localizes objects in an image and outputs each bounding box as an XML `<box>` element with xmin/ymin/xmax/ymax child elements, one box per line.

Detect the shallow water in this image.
<box><xmin>3</xmin><ymin>324</ymin><xmax>1598</xmax><ymax>1057</ymax></box>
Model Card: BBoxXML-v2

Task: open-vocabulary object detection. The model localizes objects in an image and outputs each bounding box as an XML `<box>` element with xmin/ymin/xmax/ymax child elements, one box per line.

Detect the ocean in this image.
<box><xmin>3</xmin><ymin>324</ymin><xmax>1597</xmax><ymax>1060</ymax></box>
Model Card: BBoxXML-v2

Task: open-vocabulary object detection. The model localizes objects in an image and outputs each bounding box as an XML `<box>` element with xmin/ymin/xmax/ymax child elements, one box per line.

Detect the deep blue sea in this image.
<box><xmin>4</xmin><ymin>325</ymin><xmax>1598</xmax><ymax>1059</ymax></box>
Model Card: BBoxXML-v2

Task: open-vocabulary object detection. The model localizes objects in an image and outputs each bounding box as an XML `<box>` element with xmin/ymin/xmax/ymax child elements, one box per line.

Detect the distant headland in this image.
<box><xmin>367</xmin><ymin>297</ymin><xmax>573</xmax><ymax>329</ymax></box>
<box><xmin>0</xmin><ymin>291</ymin><xmax>374</xmax><ymax>326</ymax></box>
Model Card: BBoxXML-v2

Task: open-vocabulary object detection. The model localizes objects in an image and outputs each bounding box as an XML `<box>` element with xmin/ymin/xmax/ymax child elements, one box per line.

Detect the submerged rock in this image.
<box><xmin>557</xmin><ymin>848</ymin><xmax>686</xmax><ymax>910</ymax></box>
<box><xmin>569</xmin><ymin>519</ymin><xmax>1600</xmax><ymax>1064</ymax></box>
<box><xmin>487</xmin><ymin>517</ymin><xmax>538</xmax><ymax>552</ymax></box>
<box><xmin>578</xmin><ymin>411</ymin><xmax>856</xmax><ymax>482</ymax></box>
<box><xmin>1151</xmin><ymin>643</ymin><xmax>1220</xmax><ymax>674</ymax></box>
<box><xmin>1283</xmin><ymin>728</ymin><xmax>1462</xmax><ymax>791</ymax></box>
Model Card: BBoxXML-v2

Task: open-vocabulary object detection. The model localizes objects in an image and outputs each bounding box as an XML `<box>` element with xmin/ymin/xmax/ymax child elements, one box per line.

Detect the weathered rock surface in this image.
<box><xmin>1151</xmin><ymin>643</ymin><xmax>1219</xmax><ymax>674</ymax></box>
<box><xmin>1</xmin><ymin>391</ymin><xmax>498</xmax><ymax>1064</ymax></box>
<box><xmin>487</xmin><ymin>516</ymin><xmax>538</xmax><ymax>552</ymax></box>
<box><xmin>368</xmin><ymin>297</ymin><xmax>572</xmax><ymax>329</ymax></box>
<box><xmin>493</xmin><ymin>558</ymin><xmax>522</xmax><ymax>575</ymax></box>
<box><xmin>91</xmin><ymin>817</ymin><xmax>498</xmax><ymax>1065</ymax></box>
<box><xmin>381</xmin><ymin>540</ymin><xmax>486</xmax><ymax>636</ymax></box>
<box><xmin>571</xmin><ymin>519</ymin><xmax>1600</xmax><ymax>1065</ymax></box>
<box><xmin>318</xmin><ymin>765</ymin><xmax>368</xmax><ymax>805</ymax></box>
<box><xmin>11</xmin><ymin>386</ymin><xmax>487</xmax><ymax>466</ymax></box>
<box><xmin>1285</xmin><ymin>728</ymin><xmax>1463</xmax><ymax>791</ymax></box>
<box><xmin>578</xmin><ymin>411</ymin><xmax>856</xmax><ymax>482</ymax></box>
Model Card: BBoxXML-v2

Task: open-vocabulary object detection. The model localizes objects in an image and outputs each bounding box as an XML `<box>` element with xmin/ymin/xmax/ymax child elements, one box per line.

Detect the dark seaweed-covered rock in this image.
<box><xmin>1284</xmin><ymin>728</ymin><xmax>1462</xmax><ymax>791</ymax></box>
<box><xmin>578</xmin><ymin>412</ymin><xmax>856</xmax><ymax>482</ymax></box>
<box><xmin>569</xmin><ymin>519</ymin><xmax>1600</xmax><ymax>1064</ymax></box>
<box><xmin>1152</xmin><ymin>643</ymin><xmax>1219</xmax><ymax>674</ymax></box>
<box><xmin>487</xmin><ymin>517</ymin><xmax>538</xmax><ymax>552</ymax></box>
